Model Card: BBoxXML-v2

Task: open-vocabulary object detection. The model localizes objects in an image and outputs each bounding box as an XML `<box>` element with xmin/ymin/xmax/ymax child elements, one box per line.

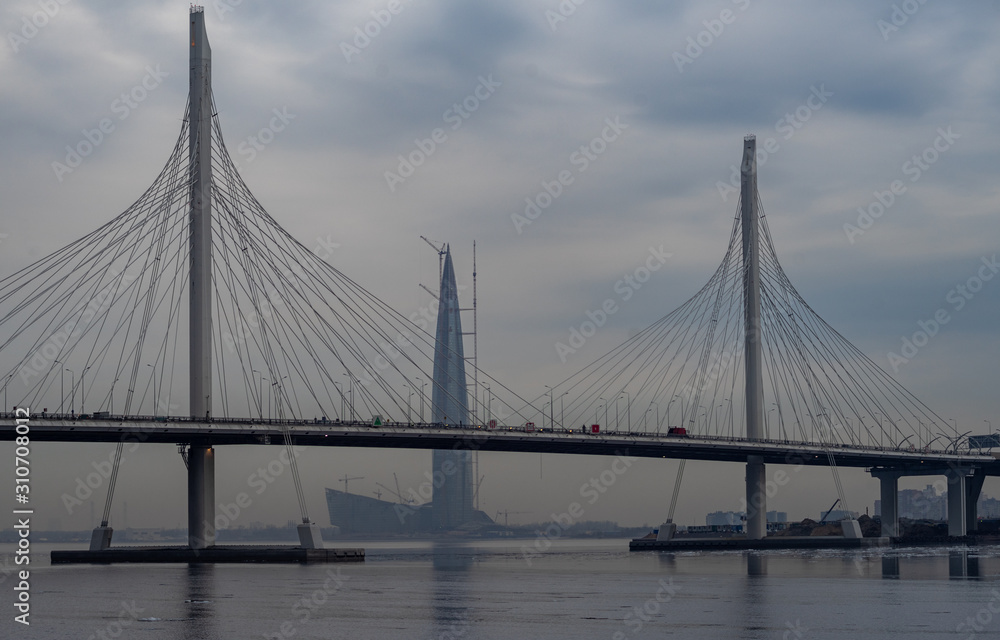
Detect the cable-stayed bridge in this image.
<box><xmin>1</xmin><ymin>8</ymin><xmax>996</xmax><ymax>555</ymax></box>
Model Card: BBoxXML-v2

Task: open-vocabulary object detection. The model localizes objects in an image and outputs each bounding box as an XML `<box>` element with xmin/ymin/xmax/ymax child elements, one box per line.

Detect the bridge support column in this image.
<box><xmin>946</xmin><ymin>469</ymin><xmax>967</xmax><ymax>538</ymax></box>
<box><xmin>875</xmin><ymin>471</ymin><xmax>899</xmax><ymax>537</ymax></box>
<box><xmin>188</xmin><ymin>445</ymin><xmax>215</xmax><ymax>549</ymax></box>
<box><xmin>746</xmin><ymin>455</ymin><xmax>766</xmax><ymax>540</ymax></box>
<box><xmin>741</xmin><ymin>136</ymin><xmax>766</xmax><ymax>542</ymax></box>
<box><xmin>966</xmin><ymin>469</ymin><xmax>985</xmax><ymax>533</ymax></box>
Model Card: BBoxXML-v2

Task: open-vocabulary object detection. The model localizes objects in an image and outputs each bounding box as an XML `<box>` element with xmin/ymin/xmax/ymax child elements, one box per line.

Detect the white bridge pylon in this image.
<box><xmin>547</xmin><ymin>136</ymin><xmax>959</xmax><ymax>539</ymax></box>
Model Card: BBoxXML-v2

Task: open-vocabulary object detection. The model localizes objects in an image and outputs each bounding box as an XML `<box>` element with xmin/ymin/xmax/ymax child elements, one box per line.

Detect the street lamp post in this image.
<box><xmin>484</xmin><ymin>384</ymin><xmax>491</xmax><ymax>424</ymax></box>
<box><xmin>559</xmin><ymin>392</ymin><xmax>568</xmax><ymax>430</ymax></box>
<box><xmin>81</xmin><ymin>366</ymin><xmax>91</xmax><ymax>414</ymax></box>
<box><xmin>146</xmin><ymin>364</ymin><xmax>156</xmax><ymax>416</ymax></box>
<box><xmin>406</xmin><ymin>385</ymin><xmax>413</xmax><ymax>423</ymax></box>
<box><xmin>342</xmin><ymin>373</ymin><xmax>354</xmax><ymax>422</ymax></box>
<box><xmin>667</xmin><ymin>394</ymin><xmax>680</xmax><ymax>428</ymax></box>
<box><xmin>263</xmin><ymin>377</ymin><xmax>271</xmax><ymax>420</ymax></box>
<box><xmin>544</xmin><ymin>385</ymin><xmax>554</xmax><ymax>430</ymax></box>
<box><xmin>620</xmin><ymin>392</ymin><xmax>630</xmax><ymax>432</ymax></box>
<box><xmin>419</xmin><ymin>378</ymin><xmax>426</xmax><ymax>422</ymax></box>
<box><xmin>333</xmin><ymin>381</ymin><xmax>343</xmax><ymax>420</ymax></box>
<box><xmin>253</xmin><ymin>369</ymin><xmax>263</xmax><ymax>419</ymax></box>
<box><xmin>67</xmin><ymin>369</ymin><xmax>75</xmax><ymax>416</ymax></box>
<box><xmin>271</xmin><ymin>381</ymin><xmax>278</xmax><ymax>420</ymax></box>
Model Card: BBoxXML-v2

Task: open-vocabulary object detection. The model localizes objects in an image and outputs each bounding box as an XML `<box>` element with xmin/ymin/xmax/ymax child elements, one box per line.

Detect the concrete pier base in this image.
<box><xmin>89</xmin><ymin>526</ymin><xmax>113</xmax><ymax>551</ymax></box>
<box><xmin>841</xmin><ymin>519</ymin><xmax>863</xmax><ymax>539</ymax></box>
<box><xmin>655</xmin><ymin>521</ymin><xmax>677</xmax><ymax>542</ymax></box>
<box><xmin>297</xmin><ymin>522</ymin><xmax>325</xmax><ymax>549</ymax></box>
<box><xmin>52</xmin><ymin>545</ymin><xmax>364</xmax><ymax>564</ymax></box>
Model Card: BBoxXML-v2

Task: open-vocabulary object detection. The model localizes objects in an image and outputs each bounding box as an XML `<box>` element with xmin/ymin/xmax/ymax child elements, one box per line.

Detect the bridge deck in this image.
<box><xmin>3</xmin><ymin>416</ymin><xmax>997</xmax><ymax>472</ymax></box>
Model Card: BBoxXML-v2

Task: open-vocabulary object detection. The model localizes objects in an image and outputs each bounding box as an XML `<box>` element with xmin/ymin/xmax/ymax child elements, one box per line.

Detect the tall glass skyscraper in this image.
<box><xmin>430</xmin><ymin>246</ymin><xmax>474</xmax><ymax>529</ymax></box>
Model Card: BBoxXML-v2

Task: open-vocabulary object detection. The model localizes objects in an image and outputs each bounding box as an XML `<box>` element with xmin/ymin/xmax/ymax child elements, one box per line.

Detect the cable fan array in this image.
<box><xmin>0</xmin><ymin>96</ymin><xmax>533</xmax><ymax>427</ymax></box>
<box><xmin>550</xmin><ymin>189</ymin><xmax>954</xmax><ymax>451</ymax></box>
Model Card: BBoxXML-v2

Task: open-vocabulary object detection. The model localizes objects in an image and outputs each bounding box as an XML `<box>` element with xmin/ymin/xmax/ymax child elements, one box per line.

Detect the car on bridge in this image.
<box><xmin>667</xmin><ymin>427</ymin><xmax>689</xmax><ymax>436</ymax></box>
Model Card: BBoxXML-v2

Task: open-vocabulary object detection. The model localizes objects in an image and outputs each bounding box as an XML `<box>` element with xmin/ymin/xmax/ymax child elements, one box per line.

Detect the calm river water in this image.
<box><xmin>1</xmin><ymin>538</ymin><xmax>998</xmax><ymax>639</ymax></box>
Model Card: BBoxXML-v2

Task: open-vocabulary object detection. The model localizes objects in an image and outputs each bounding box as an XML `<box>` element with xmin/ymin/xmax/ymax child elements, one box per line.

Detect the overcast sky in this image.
<box><xmin>2</xmin><ymin>0</ymin><xmax>999</xmax><ymax>531</ymax></box>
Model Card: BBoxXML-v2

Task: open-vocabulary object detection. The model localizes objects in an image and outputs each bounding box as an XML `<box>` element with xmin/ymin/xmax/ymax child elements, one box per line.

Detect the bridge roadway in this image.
<box><xmin>3</xmin><ymin>414</ymin><xmax>999</xmax><ymax>472</ymax></box>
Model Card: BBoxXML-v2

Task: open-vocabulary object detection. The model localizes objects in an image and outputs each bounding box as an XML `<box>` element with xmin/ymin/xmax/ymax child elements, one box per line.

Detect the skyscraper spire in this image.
<box><xmin>431</xmin><ymin>245</ymin><xmax>474</xmax><ymax>529</ymax></box>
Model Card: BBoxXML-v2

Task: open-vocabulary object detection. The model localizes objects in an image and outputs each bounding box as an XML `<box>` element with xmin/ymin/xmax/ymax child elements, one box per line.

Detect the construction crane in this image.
<box><xmin>494</xmin><ymin>510</ymin><xmax>528</xmax><ymax>528</ymax></box>
<box><xmin>338</xmin><ymin>474</ymin><xmax>364</xmax><ymax>495</ymax></box>
<box><xmin>820</xmin><ymin>498</ymin><xmax>841</xmax><ymax>523</ymax></box>
<box><xmin>393</xmin><ymin>473</ymin><xmax>411</xmax><ymax>504</ymax></box>
<box><xmin>473</xmin><ymin>474</ymin><xmax>485</xmax><ymax>512</ymax></box>
<box><xmin>418</xmin><ymin>283</ymin><xmax>438</xmax><ymax>300</ymax></box>
<box><xmin>420</xmin><ymin>235</ymin><xmax>446</xmax><ymax>283</ymax></box>
<box><xmin>375</xmin><ymin>481</ymin><xmax>416</xmax><ymax>505</ymax></box>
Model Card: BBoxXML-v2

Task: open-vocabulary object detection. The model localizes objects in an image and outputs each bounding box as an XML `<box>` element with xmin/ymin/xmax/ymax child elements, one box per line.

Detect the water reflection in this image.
<box><xmin>432</xmin><ymin>544</ymin><xmax>473</xmax><ymax>639</ymax></box>
<box><xmin>742</xmin><ymin>553</ymin><xmax>770</xmax><ymax>639</ymax></box>
<box><xmin>949</xmin><ymin>549</ymin><xmax>980</xmax><ymax>579</ymax></box>
<box><xmin>747</xmin><ymin>553</ymin><xmax>768</xmax><ymax>577</ymax></box>
<box><xmin>184</xmin><ymin>563</ymin><xmax>216</xmax><ymax>638</ymax></box>
<box><xmin>882</xmin><ymin>555</ymin><xmax>900</xmax><ymax>579</ymax></box>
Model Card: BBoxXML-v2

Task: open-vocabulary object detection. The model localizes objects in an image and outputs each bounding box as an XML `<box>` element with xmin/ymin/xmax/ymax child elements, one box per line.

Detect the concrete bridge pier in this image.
<box><xmin>874</xmin><ymin>466</ymin><xmax>980</xmax><ymax>539</ymax></box>
<box><xmin>873</xmin><ymin>470</ymin><xmax>900</xmax><ymax>537</ymax></box>
<box><xmin>188</xmin><ymin>444</ymin><xmax>215</xmax><ymax>549</ymax></box>
<box><xmin>745</xmin><ymin>456</ymin><xmax>767</xmax><ymax>540</ymax></box>
<box><xmin>966</xmin><ymin>469</ymin><xmax>986</xmax><ymax>533</ymax></box>
<box><xmin>946</xmin><ymin>469</ymin><xmax>967</xmax><ymax>537</ymax></box>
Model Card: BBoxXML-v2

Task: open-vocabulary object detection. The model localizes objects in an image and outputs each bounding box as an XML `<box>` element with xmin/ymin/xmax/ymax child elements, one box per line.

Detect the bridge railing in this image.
<box><xmin>15</xmin><ymin>411</ymin><xmax>978</xmax><ymax>455</ymax></box>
